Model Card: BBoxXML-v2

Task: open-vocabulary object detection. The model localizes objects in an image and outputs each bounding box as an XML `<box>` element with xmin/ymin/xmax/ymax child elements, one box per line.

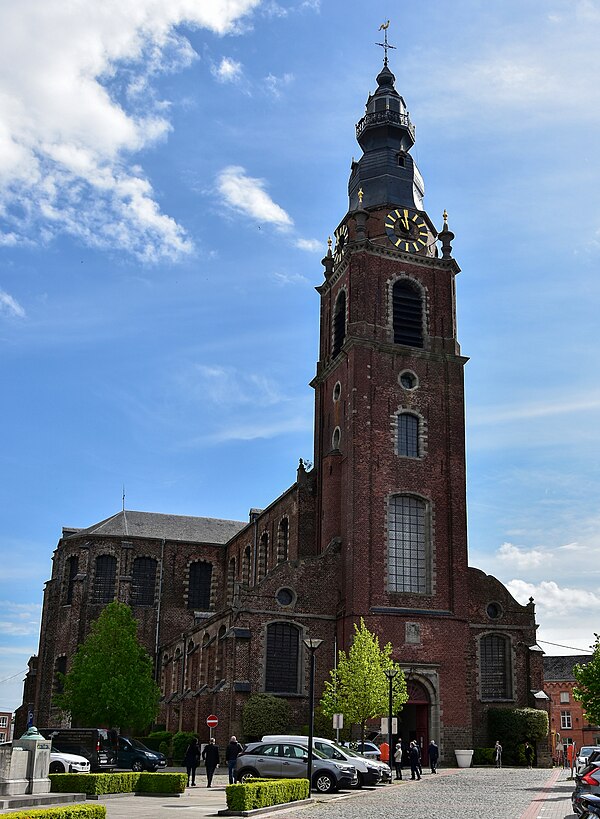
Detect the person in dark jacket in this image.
<box><xmin>409</xmin><ymin>741</ymin><xmax>421</xmax><ymax>780</ymax></box>
<box><xmin>524</xmin><ymin>742</ymin><xmax>534</xmax><ymax>768</ymax></box>
<box><xmin>183</xmin><ymin>738</ymin><xmax>201</xmax><ymax>787</ymax></box>
<box><xmin>225</xmin><ymin>735</ymin><xmax>244</xmax><ymax>784</ymax></box>
<box><xmin>202</xmin><ymin>737</ymin><xmax>220</xmax><ymax>787</ymax></box>
<box><xmin>428</xmin><ymin>740</ymin><xmax>439</xmax><ymax>773</ymax></box>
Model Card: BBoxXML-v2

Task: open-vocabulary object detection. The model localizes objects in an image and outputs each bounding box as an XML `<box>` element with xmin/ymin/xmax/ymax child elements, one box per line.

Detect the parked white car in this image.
<box><xmin>49</xmin><ymin>749</ymin><xmax>90</xmax><ymax>774</ymax></box>
<box><xmin>576</xmin><ymin>746</ymin><xmax>600</xmax><ymax>775</ymax></box>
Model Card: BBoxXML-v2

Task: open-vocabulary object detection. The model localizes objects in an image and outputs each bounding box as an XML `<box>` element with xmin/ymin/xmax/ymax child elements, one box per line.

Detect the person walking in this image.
<box><xmin>225</xmin><ymin>735</ymin><xmax>244</xmax><ymax>784</ymax></box>
<box><xmin>428</xmin><ymin>740</ymin><xmax>439</xmax><ymax>774</ymax></box>
<box><xmin>393</xmin><ymin>741</ymin><xmax>403</xmax><ymax>780</ymax></box>
<box><xmin>409</xmin><ymin>741</ymin><xmax>421</xmax><ymax>780</ymax></box>
<box><xmin>202</xmin><ymin>737</ymin><xmax>220</xmax><ymax>788</ymax></box>
<box><xmin>183</xmin><ymin>737</ymin><xmax>201</xmax><ymax>787</ymax></box>
<box><xmin>494</xmin><ymin>740</ymin><xmax>503</xmax><ymax>769</ymax></box>
<box><xmin>524</xmin><ymin>742</ymin><xmax>534</xmax><ymax>768</ymax></box>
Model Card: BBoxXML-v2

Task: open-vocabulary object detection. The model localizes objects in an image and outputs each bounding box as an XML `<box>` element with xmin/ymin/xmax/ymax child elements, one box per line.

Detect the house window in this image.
<box><xmin>393</xmin><ymin>279</ymin><xmax>424</xmax><ymax>347</ymax></box>
<box><xmin>92</xmin><ymin>555</ymin><xmax>117</xmax><ymax>604</ymax></box>
<box><xmin>63</xmin><ymin>555</ymin><xmax>78</xmax><ymax>605</ymax></box>
<box><xmin>332</xmin><ymin>291</ymin><xmax>346</xmax><ymax>358</ymax></box>
<box><xmin>277</xmin><ymin>518</ymin><xmax>289</xmax><ymax>563</ymax></box>
<box><xmin>561</xmin><ymin>711</ymin><xmax>572</xmax><ymax>730</ymax></box>
<box><xmin>0</xmin><ymin>733</ymin><xmax>4</xmax><ymax>742</ymax></box>
<box><xmin>0</xmin><ymin>717</ymin><xmax>7</xmax><ymax>728</ymax></box>
<box><xmin>188</xmin><ymin>562</ymin><xmax>212</xmax><ymax>610</ymax></box>
<box><xmin>130</xmin><ymin>557</ymin><xmax>157</xmax><ymax>606</ymax></box>
<box><xmin>397</xmin><ymin>413</ymin><xmax>419</xmax><ymax>457</ymax></box>
<box><xmin>480</xmin><ymin>634</ymin><xmax>512</xmax><ymax>700</ymax></box>
<box><xmin>560</xmin><ymin>691</ymin><xmax>570</xmax><ymax>704</ymax></box>
<box><xmin>265</xmin><ymin>623</ymin><xmax>300</xmax><ymax>693</ymax></box>
<box><xmin>387</xmin><ymin>495</ymin><xmax>428</xmax><ymax>593</ymax></box>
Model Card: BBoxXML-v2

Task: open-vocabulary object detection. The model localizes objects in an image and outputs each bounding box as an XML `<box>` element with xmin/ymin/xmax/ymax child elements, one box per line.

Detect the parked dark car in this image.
<box><xmin>117</xmin><ymin>737</ymin><xmax>166</xmax><ymax>772</ymax></box>
<box><xmin>573</xmin><ymin>762</ymin><xmax>600</xmax><ymax>815</ymax></box>
<box><xmin>38</xmin><ymin>728</ymin><xmax>118</xmax><ymax>771</ymax></box>
<box><xmin>235</xmin><ymin>741</ymin><xmax>357</xmax><ymax>793</ymax></box>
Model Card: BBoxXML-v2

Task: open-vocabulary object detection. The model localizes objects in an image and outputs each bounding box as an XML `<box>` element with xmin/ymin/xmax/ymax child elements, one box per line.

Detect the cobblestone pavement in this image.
<box><xmin>276</xmin><ymin>768</ymin><xmax>577</xmax><ymax>819</ymax></box>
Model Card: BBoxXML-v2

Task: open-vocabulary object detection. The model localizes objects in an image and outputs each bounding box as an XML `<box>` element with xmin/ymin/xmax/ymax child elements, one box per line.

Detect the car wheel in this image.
<box><xmin>238</xmin><ymin>768</ymin><xmax>259</xmax><ymax>784</ymax></box>
<box><xmin>313</xmin><ymin>772</ymin><xmax>336</xmax><ymax>793</ymax></box>
<box><xmin>355</xmin><ymin>772</ymin><xmax>364</xmax><ymax>789</ymax></box>
<box><xmin>131</xmin><ymin>760</ymin><xmax>144</xmax><ymax>772</ymax></box>
<box><xmin>49</xmin><ymin>762</ymin><xmax>65</xmax><ymax>774</ymax></box>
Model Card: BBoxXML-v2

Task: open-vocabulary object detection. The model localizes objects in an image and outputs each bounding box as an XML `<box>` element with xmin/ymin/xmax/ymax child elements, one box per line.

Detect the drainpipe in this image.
<box><xmin>154</xmin><ymin>538</ymin><xmax>165</xmax><ymax>681</ymax></box>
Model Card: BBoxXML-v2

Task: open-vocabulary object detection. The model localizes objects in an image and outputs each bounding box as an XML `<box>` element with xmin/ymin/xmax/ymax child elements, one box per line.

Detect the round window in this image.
<box><xmin>486</xmin><ymin>602</ymin><xmax>502</xmax><ymax>620</ymax></box>
<box><xmin>276</xmin><ymin>588</ymin><xmax>294</xmax><ymax>607</ymax></box>
<box><xmin>333</xmin><ymin>382</ymin><xmax>341</xmax><ymax>401</ymax></box>
<box><xmin>332</xmin><ymin>427</ymin><xmax>341</xmax><ymax>449</ymax></box>
<box><xmin>399</xmin><ymin>370</ymin><xmax>417</xmax><ymax>390</ymax></box>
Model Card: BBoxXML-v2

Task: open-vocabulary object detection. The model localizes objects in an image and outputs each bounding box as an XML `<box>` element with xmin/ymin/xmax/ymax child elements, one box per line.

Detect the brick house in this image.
<box><xmin>0</xmin><ymin>711</ymin><xmax>13</xmax><ymax>742</ymax></box>
<box><xmin>16</xmin><ymin>55</ymin><xmax>547</xmax><ymax>764</ymax></box>
<box><xmin>544</xmin><ymin>655</ymin><xmax>599</xmax><ymax>755</ymax></box>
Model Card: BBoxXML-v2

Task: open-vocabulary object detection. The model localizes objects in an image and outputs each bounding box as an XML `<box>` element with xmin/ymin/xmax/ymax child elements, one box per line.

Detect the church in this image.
<box><xmin>17</xmin><ymin>43</ymin><xmax>546</xmax><ymax>764</ymax></box>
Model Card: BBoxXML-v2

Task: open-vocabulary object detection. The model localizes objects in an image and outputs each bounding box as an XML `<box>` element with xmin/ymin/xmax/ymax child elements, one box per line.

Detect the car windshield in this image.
<box><xmin>581</xmin><ymin>747</ymin><xmax>598</xmax><ymax>757</ymax></box>
<box><xmin>130</xmin><ymin>739</ymin><xmax>151</xmax><ymax>751</ymax></box>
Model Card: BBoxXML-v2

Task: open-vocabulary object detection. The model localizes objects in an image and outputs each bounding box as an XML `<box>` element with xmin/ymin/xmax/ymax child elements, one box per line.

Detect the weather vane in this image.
<box><xmin>376</xmin><ymin>21</ymin><xmax>396</xmax><ymax>66</ymax></box>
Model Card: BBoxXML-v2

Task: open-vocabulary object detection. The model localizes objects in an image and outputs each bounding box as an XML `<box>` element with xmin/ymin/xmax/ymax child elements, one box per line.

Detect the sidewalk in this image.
<box><xmin>519</xmin><ymin>767</ymin><xmax>576</xmax><ymax>819</ymax></box>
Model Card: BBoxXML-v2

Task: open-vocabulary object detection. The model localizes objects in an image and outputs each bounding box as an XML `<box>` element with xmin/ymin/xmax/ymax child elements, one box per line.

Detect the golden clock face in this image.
<box><xmin>334</xmin><ymin>223</ymin><xmax>348</xmax><ymax>264</ymax></box>
<box><xmin>385</xmin><ymin>208</ymin><xmax>428</xmax><ymax>252</ymax></box>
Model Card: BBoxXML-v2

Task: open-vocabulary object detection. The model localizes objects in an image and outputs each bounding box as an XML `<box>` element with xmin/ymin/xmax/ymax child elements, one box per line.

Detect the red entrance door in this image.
<box><xmin>405</xmin><ymin>680</ymin><xmax>430</xmax><ymax>764</ymax></box>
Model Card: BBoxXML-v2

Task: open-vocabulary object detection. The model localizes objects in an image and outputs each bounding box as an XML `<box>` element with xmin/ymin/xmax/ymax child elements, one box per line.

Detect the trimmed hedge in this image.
<box><xmin>488</xmin><ymin>708</ymin><xmax>548</xmax><ymax>765</ymax></box>
<box><xmin>473</xmin><ymin>747</ymin><xmax>495</xmax><ymax>766</ymax></box>
<box><xmin>49</xmin><ymin>772</ymin><xmax>186</xmax><ymax>795</ymax></box>
<box><xmin>0</xmin><ymin>807</ymin><xmax>105</xmax><ymax>819</ymax></box>
<box><xmin>171</xmin><ymin>732</ymin><xmax>198</xmax><ymax>765</ymax></box>
<box><xmin>226</xmin><ymin>779</ymin><xmax>310</xmax><ymax>812</ymax></box>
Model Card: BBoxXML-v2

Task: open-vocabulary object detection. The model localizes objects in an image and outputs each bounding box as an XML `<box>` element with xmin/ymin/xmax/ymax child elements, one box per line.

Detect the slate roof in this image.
<box><xmin>62</xmin><ymin>509</ymin><xmax>246</xmax><ymax>545</ymax></box>
<box><xmin>543</xmin><ymin>655</ymin><xmax>592</xmax><ymax>681</ymax></box>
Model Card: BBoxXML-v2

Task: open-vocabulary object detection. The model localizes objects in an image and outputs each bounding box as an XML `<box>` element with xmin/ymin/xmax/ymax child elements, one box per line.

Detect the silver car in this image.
<box><xmin>235</xmin><ymin>741</ymin><xmax>357</xmax><ymax>793</ymax></box>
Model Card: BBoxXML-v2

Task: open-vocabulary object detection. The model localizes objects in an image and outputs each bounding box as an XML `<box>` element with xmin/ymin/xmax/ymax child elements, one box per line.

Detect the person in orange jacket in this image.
<box><xmin>379</xmin><ymin>740</ymin><xmax>390</xmax><ymax>763</ymax></box>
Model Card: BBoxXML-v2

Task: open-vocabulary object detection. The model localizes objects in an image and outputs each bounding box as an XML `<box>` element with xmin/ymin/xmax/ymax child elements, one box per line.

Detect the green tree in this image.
<box><xmin>574</xmin><ymin>635</ymin><xmax>600</xmax><ymax>725</ymax></box>
<box><xmin>56</xmin><ymin>602</ymin><xmax>160</xmax><ymax>731</ymax></box>
<box><xmin>242</xmin><ymin>693</ymin><xmax>290</xmax><ymax>740</ymax></box>
<box><xmin>320</xmin><ymin>618</ymin><xmax>408</xmax><ymax>743</ymax></box>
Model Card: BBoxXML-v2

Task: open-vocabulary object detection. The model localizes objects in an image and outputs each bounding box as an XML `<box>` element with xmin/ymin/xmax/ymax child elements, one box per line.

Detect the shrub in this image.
<box><xmin>488</xmin><ymin>708</ymin><xmax>549</xmax><ymax>765</ymax></box>
<box><xmin>242</xmin><ymin>694</ymin><xmax>291</xmax><ymax>740</ymax></box>
<box><xmin>49</xmin><ymin>772</ymin><xmax>186</xmax><ymax>795</ymax></box>
<box><xmin>226</xmin><ymin>778</ymin><xmax>309</xmax><ymax>811</ymax></box>
<box><xmin>473</xmin><ymin>747</ymin><xmax>495</xmax><ymax>766</ymax></box>
<box><xmin>135</xmin><ymin>733</ymin><xmax>170</xmax><ymax>753</ymax></box>
<box><xmin>0</xmin><ymin>807</ymin><xmax>105</xmax><ymax>819</ymax></box>
<box><xmin>171</xmin><ymin>731</ymin><xmax>198</xmax><ymax>765</ymax></box>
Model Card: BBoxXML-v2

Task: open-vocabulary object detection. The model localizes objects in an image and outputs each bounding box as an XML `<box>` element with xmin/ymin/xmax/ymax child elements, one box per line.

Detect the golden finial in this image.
<box><xmin>442</xmin><ymin>209</ymin><xmax>448</xmax><ymax>225</ymax></box>
<box><xmin>358</xmin><ymin>188</ymin><xmax>364</xmax><ymax>204</ymax></box>
<box><xmin>327</xmin><ymin>236</ymin><xmax>332</xmax><ymax>249</ymax></box>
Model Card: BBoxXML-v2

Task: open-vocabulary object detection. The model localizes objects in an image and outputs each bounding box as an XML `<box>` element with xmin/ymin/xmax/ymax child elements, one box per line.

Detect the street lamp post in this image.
<box><xmin>303</xmin><ymin>637</ymin><xmax>323</xmax><ymax>792</ymax></box>
<box><xmin>384</xmin><ymin>668</ymin><xmax>399</xmax><ymax>773</ymax></box>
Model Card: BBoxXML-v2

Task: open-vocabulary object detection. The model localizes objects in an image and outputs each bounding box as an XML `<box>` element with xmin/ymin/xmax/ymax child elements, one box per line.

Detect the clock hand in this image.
<box><xmin>402</xmin><ymin>212</ymin><xmax>410</xmax><ymax>231</ymax></box>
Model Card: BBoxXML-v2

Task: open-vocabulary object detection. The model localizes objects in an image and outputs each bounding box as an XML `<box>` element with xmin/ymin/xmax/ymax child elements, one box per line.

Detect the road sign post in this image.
<box><xmin>206</xmin><ymin>714</ymin><xmax>218</xmax><ymax>740</ymax></box>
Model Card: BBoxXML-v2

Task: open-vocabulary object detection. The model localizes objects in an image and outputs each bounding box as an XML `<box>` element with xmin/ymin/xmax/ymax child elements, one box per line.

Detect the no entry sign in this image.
<box><xmin>206</xmin><ymin>714</ymin><xmax>219</xmax><ymax>729</ymax></box>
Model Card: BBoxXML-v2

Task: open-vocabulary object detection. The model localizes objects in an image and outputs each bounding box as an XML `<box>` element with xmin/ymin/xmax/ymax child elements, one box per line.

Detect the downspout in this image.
<box><xmin>154</xmin><ymin>538</ymin><xmax>165</xmax><ymax>681</ymax></box>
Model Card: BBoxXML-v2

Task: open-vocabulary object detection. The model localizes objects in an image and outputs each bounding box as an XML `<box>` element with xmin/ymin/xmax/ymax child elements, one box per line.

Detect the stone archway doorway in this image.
<box><xmin>398</xmin><ymin>679</ymin><xmax>430</xmax><ymax>764</ymax></box>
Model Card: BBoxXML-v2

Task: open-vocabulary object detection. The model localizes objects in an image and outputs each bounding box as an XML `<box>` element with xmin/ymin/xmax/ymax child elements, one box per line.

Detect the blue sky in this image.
<box><xmin>2</xmin><ymin>0</ymin><xmax>600</xmax><ymax>711</ymax></box>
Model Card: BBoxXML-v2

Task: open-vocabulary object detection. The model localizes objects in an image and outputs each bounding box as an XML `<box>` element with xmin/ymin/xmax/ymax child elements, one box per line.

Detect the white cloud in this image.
<box><xmin>0</xmin><ymin>290</ymin><xmax>25</xmax><ymax>318</ymax></box>
<box><xmin>508</xmin><ymin>579</ymin><xmax>600</xmax><ymax>617</ymax></box>
<box><xmin>272</xmin><ymin>271</ymin><xmax>309</xmax><ymax>286</ymax></box>
<box><xmin>294</xmin><ymin>238</ymin><xmax>322</xmax><ymax>252</ymax></box>
<box><xmin>470</xmin><ymin>392</ymin><xmax>600</xmax><ymax>426</ymax></box>
<box><xmin>0</xmin><ymin>0</ymin><xmax>261</xmax><ymax>260</ymax></box>
<box><xmin>216</xmin><ymin>165</ymin><xmax>293</xmax><ymax>228</ymax></box>
<box><xmin>264</xmin><ymin>71</ymin><xmax>294</xmax><ymax>98</ymax></box>
<box><xmin>212</xmin><ymin>57</ymin><xmax>244</xmax><ymax>84</ymax></box>
<box><xmin>497</xmin><ymin>541</ymin><xmax>547</xmax><ymax>570</ymax></box>
<box><xmin>191</xmin><ymin>365</ymin><xmax>285</xmax><ymax>407</ymax></box>
<box><xmin>0</xmin><ymin>601</ymin><xmax>41</xmax><ymax>637</ymax></box>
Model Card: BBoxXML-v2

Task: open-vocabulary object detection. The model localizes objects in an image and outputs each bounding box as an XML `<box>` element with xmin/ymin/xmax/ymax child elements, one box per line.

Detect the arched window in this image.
<box><xmin>387</xmin><ymin>495</ymin><xmax>429</xmax><ymax>594</ymax></box>
<box><xmin>227</xmin><ymin>558</ymin><xmax>236</xmax><ymax>604</ymax></box>
<box><xmin>393</xmin><ymin>279</ymin><xmax>423</xmax><ymax>347</ymax></box>
<box><xmin>215</xmin><ymin>625</ymin><xmax>227</xmax><ymax>684</ymax></box>
<box><xmin>480</xmin><ymin>634</ymin><xmax>512</xmax><ymax>700</ymax></box>
<box><xmin>130</xmin><ymin>557</ymin><xmax>157</xmax><ymax>606</ymax></box>
<box><xmin>242</xmin><ymin>545</ymin><xmax>251</xmax><ymax>585</ymax></box>
<box><xmin>63</xmin><ymin>555</ymin><xmax>78</xmax><ymax>605</ymax></box>
<box><xmin>257</xmin><ymin>532</ymin><xmax>268</xmax><ymax>581</ymax></box>
<box><xmin>277</xmin><ymin>518</ymin><xmax>289</xmax><ymax>563</ymax></box>
<box><xmin>265</xmin><ymin>623</ymin><xmax>300</xmax><ymax>693</ymax></box>
<box><xmin>332</xmin><ymin>291</ymin><xmax>346</xmax><ymax>358</ymax></box>
<box><xmin>92</xmin><ymin>555</ymin><xmax>116</xmax><ymax>604</ymax></box>
<box><xmin>397</xmin><ymin>412</ymin><xmax>419</xmax><ymax>457</ymax></box>
<box><xmin>188</xmin><ymin>561</ymin><xmax>212</xmax><ymax>610</ymax></box>
<box><xmin>200</xmin><ymin>633</ymin><xmax>210</xmax><ymax>687</ymax></box>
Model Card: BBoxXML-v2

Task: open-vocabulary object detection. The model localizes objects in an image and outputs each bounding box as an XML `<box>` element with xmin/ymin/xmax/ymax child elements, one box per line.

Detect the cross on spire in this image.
<box><xmin>376</xmin><ymin>21</ymin><xmax>396</xmax><ymax>66</ymax></box>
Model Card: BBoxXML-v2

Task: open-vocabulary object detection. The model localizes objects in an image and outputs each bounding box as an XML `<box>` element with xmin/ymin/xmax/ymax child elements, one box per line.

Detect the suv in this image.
<box><xmin>262</xmin><ymin>734</ymin><xmax>383</xmax><ymax>787</ymax></box>
<box><xmin>351</xmin><ymin>741</ymin><xmax>381</xmax><ymax>760</ymax></box>
<box><xmin>577</xmin><ymin>746</ymin><xmax>600</xmax><ymax>775</ymax></box>
<box><xmin>117</xmin><ymin>737</ymin><xmax>166</xmax><ymax>772</ymax></box>
<box><xmin>235</xmin><ymin>741</ymin><xmax>357</xmax><ymax>793</ymax></box>
<box><xmin>49</xmin><ymin>749</ymin><xmax>90</xmax><ymax>774</ymax></box>
<box><xmin>38</xmin><ymin>728</ymin><xmax>118</xmax><ymax>771</ymax></box>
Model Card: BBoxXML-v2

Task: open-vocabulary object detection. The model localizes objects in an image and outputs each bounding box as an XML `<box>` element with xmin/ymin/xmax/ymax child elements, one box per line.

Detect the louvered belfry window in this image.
<box><xmin>393</xmin><ymin>279</ymin><xmax>423</xmax><ymax>347</ymax></box>
<box><xmin>332</xmin><ymin>291</ymin><xmax>346</xmax><ymax>358</ymax></box>
<box><xmin>92</xmin><ymin>555</ymin><xmax>117</xmax><ymax>604</ymax></box>
<box><xmin>130</xmin><ymin>557</ymin><xmax>157</xmax><ymax>606</ymax></box>
<box><xmin>188</xmin><ymin>561</ymin><xmax>212</xmax><ymax>610</ymax></box>
<box><xmin>480</xmin><ymin>634</ymin><xmax>512</xmax><ymax>699</ymax></box>
<box><xmin>265</xmin><ymin>623</ymin><xmax>299</xmax><ymax>693</ymax></box>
